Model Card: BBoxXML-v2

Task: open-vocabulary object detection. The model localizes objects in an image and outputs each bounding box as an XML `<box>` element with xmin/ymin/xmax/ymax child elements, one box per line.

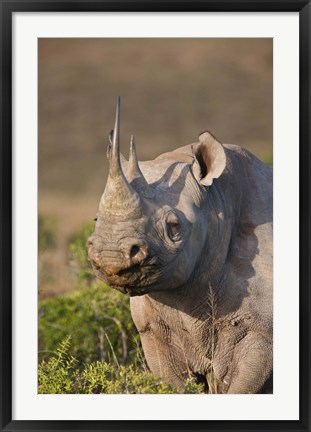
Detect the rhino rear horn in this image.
<box><xmin>192</xmin><ymin>131</ymin><xmax>226</xmax><ymax>187</ymax></box>
<box><xmin>128</xmin><ymin>135</ymin><xmax>154</xmax><ymax>198</ymax></box>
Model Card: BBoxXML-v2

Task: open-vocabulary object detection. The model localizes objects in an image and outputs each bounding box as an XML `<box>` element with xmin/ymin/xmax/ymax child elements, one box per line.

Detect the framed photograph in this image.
<box><xmin>1</xmin><ymin>1</ymin><xmax>310</xmax><ymax>431</ymax></box>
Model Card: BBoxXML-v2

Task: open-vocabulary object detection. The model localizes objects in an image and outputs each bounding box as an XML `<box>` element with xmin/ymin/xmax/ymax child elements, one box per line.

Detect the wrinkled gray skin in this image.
<box><xmin>88</xmin><ymin>98</ymin><xmax>273</xmax><ymax>394</ymax></box>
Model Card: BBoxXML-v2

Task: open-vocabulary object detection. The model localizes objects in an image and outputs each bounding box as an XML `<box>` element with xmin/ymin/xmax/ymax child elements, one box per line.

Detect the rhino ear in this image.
<box><xmin>192</xmin><ymin>131</ymin><xmax>226</xmax><ymax>186</ymax></box>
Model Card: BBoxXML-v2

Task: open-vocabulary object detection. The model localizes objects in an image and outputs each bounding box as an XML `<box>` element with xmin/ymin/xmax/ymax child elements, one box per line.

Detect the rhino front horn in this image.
<box><xmin>100</xmin><ymin>97</ymin><xmax>142</xmax><ymax>219</ymax></box>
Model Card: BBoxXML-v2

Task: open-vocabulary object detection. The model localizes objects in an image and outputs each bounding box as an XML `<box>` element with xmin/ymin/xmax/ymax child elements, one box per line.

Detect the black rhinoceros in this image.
<box><xmin>88</xmin><ymin>97</ymin><xmax>273</xmax><ymax>394</ymax></box>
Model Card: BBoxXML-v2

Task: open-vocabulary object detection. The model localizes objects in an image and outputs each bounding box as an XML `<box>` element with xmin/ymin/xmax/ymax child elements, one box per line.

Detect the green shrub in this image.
<box><xmin>38</xmin><ymin>215</ymin><xmax>57</xmax><ymax>252</ymax></box>
<box><xmin>38</xmin><ymin>338</ymin><xmax>205</xmax><ymax>394</ymax></box>
<box><xmin>78</xmin><ymin>362</ymin><xmax>176</xmax><ymax>394</ymax></box>
<box><xmin>39</xmin><ymin>283</ymin><xmax>140</xmax><ymax>365</ymax></box>
<box><xmin>69</xmin><ymin>222</ymin><xmax>95</xmax><ymax>287</ymax></box>
<box><xmin>38</xmin><ymin>336</ymin><xmax>79</xmax><ymax>394</ymax></box>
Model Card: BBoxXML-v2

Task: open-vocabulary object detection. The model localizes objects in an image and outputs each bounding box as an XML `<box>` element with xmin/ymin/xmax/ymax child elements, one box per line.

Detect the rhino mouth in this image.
<box><xmin>90</xmin><ymin>259</ymin><xmax>159</xmax><ymax>296</ymax></box>
<box><xmin>110</xmin><ymin>284</ymin><xmax>150</xmax><ymax>297</ymax></box>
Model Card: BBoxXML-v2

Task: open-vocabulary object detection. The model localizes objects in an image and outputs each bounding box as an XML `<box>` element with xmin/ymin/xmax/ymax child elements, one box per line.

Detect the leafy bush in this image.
<box><xmin>69</xmin><ymin>222</ymin><xmax>95</xmax><ymax>287</ymax></box>
<box><xmin>38</xmin><ymin>337</ymin><xmax>204</xmax><ymax>394</ymax></box>
<box><xmin>38</xmin><ymin>215</ymin><xmax>57</xmax><ymax>252</ymax></box>
<box><xmin>39</xmin><ymin>283</ymin><xmax>140</xmax><ymax>365</ymax></box>
<box><xmin>38</xmin><ymin>337</ymin><xmax>79</xmax><ymax>394</ymax></box>
<box><xmin>38</xmin><ymin>215</ymin><xmax>58</xmax><ymax>292</ymax></box>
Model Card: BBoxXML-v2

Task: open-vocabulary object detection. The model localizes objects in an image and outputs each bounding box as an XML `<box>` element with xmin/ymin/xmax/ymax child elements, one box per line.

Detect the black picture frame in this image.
<box><xmin>1</xmin><ymin>1</ymin><xmax>310</xmax><ymax>431</ymax></box>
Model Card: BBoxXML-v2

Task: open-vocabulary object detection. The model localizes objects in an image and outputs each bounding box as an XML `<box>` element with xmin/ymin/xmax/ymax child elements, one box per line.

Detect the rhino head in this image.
<box><xmin>88</xmin><ymin>98</ymin><xmax>227</xmax><ymax>296</ymax></box>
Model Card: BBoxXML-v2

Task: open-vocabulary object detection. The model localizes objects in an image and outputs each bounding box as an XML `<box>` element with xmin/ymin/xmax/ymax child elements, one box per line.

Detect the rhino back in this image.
<box><xmin>217</xmin><ymin>144</ymin><xmax>272</xmax><ymax>334</ymax></box>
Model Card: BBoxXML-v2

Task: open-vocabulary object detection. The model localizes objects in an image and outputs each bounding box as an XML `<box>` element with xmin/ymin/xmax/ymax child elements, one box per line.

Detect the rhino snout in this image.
<box><xmin>87</xmin><ymin>235</ymin><xmax>150</xmax><ymax>277</ymax></box>
<box><xmin>123</xmin><ymin>239</ymin><xmax>149</xmax><ymax>265</ymax></box>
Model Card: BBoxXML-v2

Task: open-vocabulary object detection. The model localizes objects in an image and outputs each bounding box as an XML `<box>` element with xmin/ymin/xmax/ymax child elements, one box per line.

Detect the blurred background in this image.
<box><xmin>38</xmin><ymin>38</ymin><xmax>272</xmax><ymax>392</ymax></box>
<box><xmin>38</xmin><ymin>38</ymin><xmax>272</xmax><ymax>298</ymax></box>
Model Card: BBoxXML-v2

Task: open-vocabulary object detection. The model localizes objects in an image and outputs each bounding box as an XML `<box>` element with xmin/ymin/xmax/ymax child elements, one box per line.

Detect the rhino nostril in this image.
<box><xmin>130</xmin><ymin>245</ymin><xmax>140</xmax><ymax>259</ymax></box>
<box><xmin>128</xmin><ymin>243</ymin><xmax>149</xmax><ymax>265</ymax></box>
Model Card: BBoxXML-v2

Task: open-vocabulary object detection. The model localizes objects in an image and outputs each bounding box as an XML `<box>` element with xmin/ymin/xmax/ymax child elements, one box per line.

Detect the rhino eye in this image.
<box><xmin>166</xmin><ymin>213</ymin><xmax>181</xmax><ymax>241</ymax></box>
<box><xmin>168</xmin><ymin>222</ymin><xmax>179</xmax><ymax>237</ymax></box>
